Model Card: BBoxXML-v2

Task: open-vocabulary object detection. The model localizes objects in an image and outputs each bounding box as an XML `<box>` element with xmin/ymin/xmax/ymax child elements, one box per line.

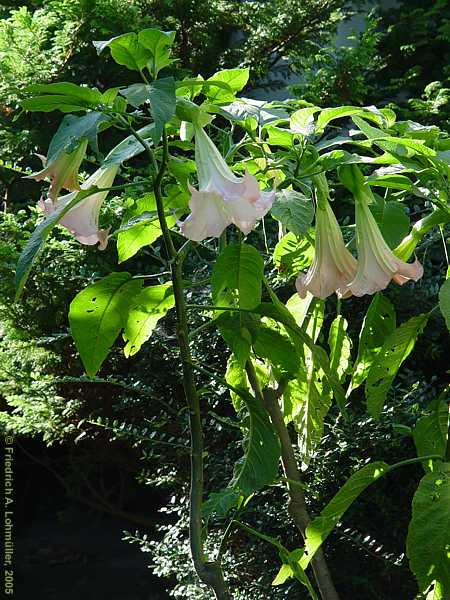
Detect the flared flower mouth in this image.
<box><xmin>180</xmin><ymin>125</ymin><xmax>275</xmax><ymax>241</ymax></box>
<box><xmin>26</xmin><ymin>140</ymin><xmax>88</xmax><ymax>200</ymax></box>
<box><xmin>39</xmin><ymin>165</ymin><xmax>119</xmax><ymax>249</ymax></box>
<box><xmin>349</xmin><ymin>199</ymin><xmax>424</xmax><ymax>296</ymax></box>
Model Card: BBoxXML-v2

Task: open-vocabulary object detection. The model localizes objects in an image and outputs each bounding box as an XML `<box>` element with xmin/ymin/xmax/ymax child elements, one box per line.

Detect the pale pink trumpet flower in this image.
<box><xmin>180</xmin><ymin>125</ymin><xmax>275</xmax><ymax>241</ymax></box>
<box><xmin>39</xmin><ymin>165</ymin><xmax>119</xmax><ymax>250</ymax></box>
<box><xmin>296</xmin><ymin>175</ymin><xmax>357</xmax><ymax>300</ymax></box>
<box><xmin>26</xmin><ymin>140</ymin><xmax>88</xmax><ymax>200</ymax></box>
<box><xmin>349</xmin><ymin>195</ymin><xmax>423</xmax><ymax>296</ymax></box>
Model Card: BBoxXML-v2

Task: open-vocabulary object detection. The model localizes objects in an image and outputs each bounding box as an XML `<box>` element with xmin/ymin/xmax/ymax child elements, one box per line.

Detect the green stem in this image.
<box><xmin>148</xmin><ymin>128</ymin><xmax>230</xmax><ymax>599</ymax></box>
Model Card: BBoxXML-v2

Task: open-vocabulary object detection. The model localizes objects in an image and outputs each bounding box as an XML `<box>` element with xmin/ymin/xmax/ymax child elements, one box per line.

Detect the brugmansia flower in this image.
<box><xmin>339</xmin><ymin>165</ymin><xmax>423</xmax><ymax>296</ymax></box>
<box><xmin>296</xmin><ymin>175</ymin><xmax>357</xmax><ymax>299</ymax></box>
<box><xmin>349</xmin><ymin>196</ymin><xmax>424</xmax><ymax>296</ymax></box>
<box><xmin>39</xmin><ymin>165</ymin><xmax>119</xmax><ymax>249</ymax></box>
<box><xmin>180</xmin><ymin>125</ymin><xmax>274</xmax><ymax>241</ymax></box>
<box><xmin>26</xmin><ymin>140</ymin><xmax>88</xmax><ymax>200</ymax></box>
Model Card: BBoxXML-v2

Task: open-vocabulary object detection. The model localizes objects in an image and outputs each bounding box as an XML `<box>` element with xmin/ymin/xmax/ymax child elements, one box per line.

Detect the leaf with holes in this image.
<box><xmin>211</xmin><ymin>243</ymin><xmax>264</xmax><ymax>310</ymax></box>
<box><xmin>407</xmin><ymin>466</ymin><xmax>450</xmax><ymax>596</ymax></box>
<box><xmin>350</xmin><ymin>294</ymin><xmax>396</xmax><ymax>392</ymax></box>
<box><xmin>365</xmin><ymin>313</ymin><xmax>429</xmax><ymax>418</ymax></box>
<box><xmin>69</xmin><ymin>273</ymin><xmax>143</xmax><ymax>377</ymax></box>
<box><xmin>123</xmin><ymin>283</ymin><xmax>175</xmax><ymax>357</ymax></box>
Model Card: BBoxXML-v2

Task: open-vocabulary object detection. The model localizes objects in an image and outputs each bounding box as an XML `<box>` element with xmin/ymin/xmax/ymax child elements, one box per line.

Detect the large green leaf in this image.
<box><xmin>216</xmin><ymin>313</ymin><xmax>257</xmax><ymax>367</ymax></box>
<box><xmin>290</xmin><ymin>106</ymin><xmax>319</xmax><ymax>135</ymax></box>
<box><xmin>407</xmin><ymin>465</ymin><xmax>450</xmax><ymax>596</ymax></box>
<box><xmin>69</xmin><ymin>273</ymin><xmax>143</xmax><ymax>377</ymax></box>
<box><xmin>116</xmin><ymin>194</ymin><xmax>175</xmax><ymax>263</ymax></box>
<box><xmin>284</xmin><ymin>375</ymin><xmax>331</xmax><ymax>470</ymax></box>
<box><xmin>94</xmin><ymin>32</ymin><xmax>151</xmax><ymax>71</ymax></box>
<box><xmin>22</xmin><ymin>83</ymin><xmax>104</xmax><ymax>112</ymax></box>
<box><xmin>273</xmin><ymin>232</ymin><xmax>314</xmax><ymax>278</ymax></box>
<box><xmin>253</xmin><ymin>325</ymin><xmax>300</xmax><ymax>376</ymax></box>
<box><xmin>230</xmin><ymin>392</ymin><xmax>281</xmax><ymax>497</ymax></box>
<box><xmin>439</xmin><ymin>278</ymin><xmax>450</xmax><ymax>331</ymax></box>
<box><xmin>370</xmin><ymin>197</ymin><xmax>410</xmax><ymax>249</ymax></box>
<box><xmin>123</xmin><ymin>282</ymin><xmax>175</xmax><ymax>357</ymax></box>
<box><xmin>148</xmin><ymin>77</ymin><xmax>176</xmax><ymax>144</ymax></box>
<box><xmin>47</xmin><ymin>112</ymin><xmax>109</xmax><ymax>161</ymax></box>
<box><xmin>303</xmin><ymin>461</ymin><xmax>390</xmax><ymax>566</ymax></box>
<box><xmin>413</xmin><ymin>400</ymin><xmax>449</xmax><ymax>472</ymax></box>
<box><xmin>315</xmin><ymin>106</ymin><xmax>387</xmax><ymax>133</ymax></box>
<box><xmin>365</xmin><ymin>314</ymin><xmax>429</xmax><ymax>418</ymax></box>
<box><xmin>350</xmin><ymin>294</ymin><xmax>396</xmax><ymax>392</ymax></box>
<box><xmin>328</xmin><ymin>315</ymin><xmax>352</xmax><ymax>382</ymax></box>
<box><xmin>138</xmin><ymin>29</ymin><xmax>176</xmax><ymax>77</ymax></box>
<box><xmin>211</xmin><ymin>243</ymin><xmax>264</xmax><ymax>310</ymax></box>
<box><xmin>205</xmin><ymin>68</ymin><xmax>249</xmax><ymax>103</ymax></box>
<box><xmin>271</xmin><ymin>190</ymin><xmax>314</xmax><ymax>236</ymax></box>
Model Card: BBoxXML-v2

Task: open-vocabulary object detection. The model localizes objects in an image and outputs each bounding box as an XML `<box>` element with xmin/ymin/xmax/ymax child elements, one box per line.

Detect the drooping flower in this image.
<box><xmin>180</xmin><ymin>125</ymin><xmax>274</xmax><ymax>241</ymax></box>
<box><xmin>39</xmin><ymin>165</ymin><xmax>119</xmax><ymax>249</ymax></box>
<box><xmin>26</xmin><ymin>140</ymin><xmax>88</xmax><ymax>200</ymax></box>
<box><xmin>349</xmin><ymin>195</ymin><xmax>424</xmax><ymax>296</ymax></box>
<box><xmin>296</xmin><ymin>174</ymin><xmax>357</xmax><ymax>300</ymax></box>
<box><xmin>339</xmin><ymin>164</ymin><xmax>423</xmax><ymax>296</ymax></box>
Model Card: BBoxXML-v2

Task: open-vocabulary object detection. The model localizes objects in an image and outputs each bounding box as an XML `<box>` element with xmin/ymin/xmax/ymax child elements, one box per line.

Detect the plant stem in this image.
<box><xmin>150</xmin><ymin>129</ymin><xmax>231</xmax><ymax>599</ymax></box>
<box><xmin>245</xmin><ymin>361</ymin><xmax>340</xmax><ymax>600</ymax></box>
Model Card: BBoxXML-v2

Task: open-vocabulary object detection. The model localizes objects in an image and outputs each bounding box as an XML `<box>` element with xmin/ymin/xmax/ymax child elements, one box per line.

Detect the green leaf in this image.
<box><xmin>370</xmin><ymin>198</ymin><xmax>410</xmax><ymax>249</ymax></box>
<box><xmin>316</xmin><ymin>149</ymin><xmax>365</xmax><ymax>172</ymax></box>
<box><xmin>138</xmin><ymin>28</ymin><xmax>176</xmax><ymax>77</ymax></box>
<box><xmin>290</xmin><ymin>106</ymin><xmax>319</xmax><ymax>135</ymax></box>
<box><xmin>205</xmin><ymin>68</ymin><xmax>250</xmax><ymax>103</ymax></box>
<box><xmin>328</xmin><ymin>315</ymin><xmax>352</xmax><ymax>382</ymax></box>
<box><xmin>24</xmin><ymin>82</ymin><xmax>103</xmax><ymax>109</ymax></box>
<box><xmin>230</xmin><ymin>393</ymin><xmax>280</xmax><ymax>497</ymax></box>
<box><xmin>316</xmin><ymin>106</ymin><xmax>387</xmax><ymax>133</ymax></box>
<box><xmin>123</xmin><ymin>283</ymin><xmax>175</xmax><ymax>357</ymax></box>
<box><xmin>365</xmin><ymin>314</ymin><xmax>429</xmax><ymax>418</ymax></box>
<box><xmin>303</xmin><ymin>461</ymin><xmax>390</xmax><ymax>566</ymax></box>
<box><xmin>350</xmin><ymin>294</ymin><xmax>396</xmax><ymax>391</ymax></box>
<box><xmin>352</xmin><ymin>115</ymin><xmax>390</xmax><ymax>140</ymax></box>
<box><xmin>147</xmin><ymin>77</ymin><xmax>176</xmax><ymax>144</ymax></box>
<box><xmin>202</xmin><ymin>488</ymin><xmax>240</xmax><ymax>520</ymax></box>
<box><xmin>15</xmin><ymin>187</ymin><xmax>105</xmax><ymax>299</ymax></box>
<box><xmin>116</xmin><ymin>194</ymin><xmax>175</xmax><ymax>263</ymax></box>
<box><xmin>265</xmin><ymin>125</ymin><xmax>293</xmax><ymax>147</ymax></box>
<box><xmin>94</xmin><ymin>32</ymin><xmax>151</xmax><ymax>71</ymax></box>
<box><xmin>225</xmin><ymin>354</ymin><xmax>250</xmax><ymax>412</ymax></box>
<box><xmin>273</xmin><ymin>232</ymin><xmax>314</xmax><ymax>278</ymax></box>
<box><xmin>256</xmin><ymin>297</ymin><xmax>347</xmax><ymax>416</ymax></box>
<box><xmin>47</xmin><ymin>112</ymin><xmax>109</xmax><ymax>161</ymax></box>
<box><xmin>439</xmin><ymin>279</ymin><xmax>450</xmax><ymax>331</ymax></box>
<box><xmin>253</xmin><ymin>325</ymin><xmax>300</xmax><ymax>376</ymax></box>
<box><xmin>406</xmin><ymin>465</ymin><xmax>450</xmax><ymax>596</ymax></box>
<box><xmin>284</xmin><ymin>375</ymin><xmax>331</xmax><ymax>470</ymax></box>
<box><xmin>271</xmin><ymin>190</ymin><xmax>314</xmax><ymax>236</ymax></box>
<box><xmin>414</xmin><ymin>401</ymin><xmax>449</xmax><ymax>472</ymax></box>
<box><xmin>211</xmin><ymin>244</ymin><xmax>264</xmax><ymax>310</ymax></box>
<box><xmin>215</xmin><ymin>312</ymin><xmax>256</xmax><ymax>368</ymax></box>
<box><xmin>69</xmin><ymin>273</ymin><xmax>143</xmax><ymax>377</ymax></box>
